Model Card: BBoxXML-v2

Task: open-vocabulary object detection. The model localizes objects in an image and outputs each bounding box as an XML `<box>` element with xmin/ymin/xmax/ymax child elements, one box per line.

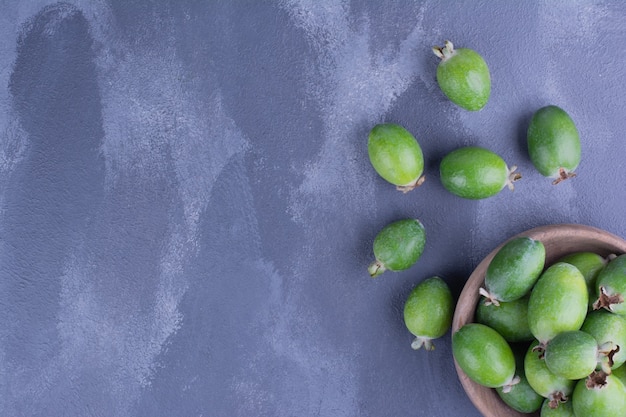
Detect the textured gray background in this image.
<box><xmin>0</xmin><ymin>1</ymin><xmax>625</xmax><ymax>416</ymax></box>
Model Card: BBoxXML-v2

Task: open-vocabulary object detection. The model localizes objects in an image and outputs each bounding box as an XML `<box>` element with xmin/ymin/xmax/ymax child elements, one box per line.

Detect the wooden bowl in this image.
<box><xmin>452</xmin><ymin>224</ymin><xmax>626</xmax><ymax>417</ymax></box>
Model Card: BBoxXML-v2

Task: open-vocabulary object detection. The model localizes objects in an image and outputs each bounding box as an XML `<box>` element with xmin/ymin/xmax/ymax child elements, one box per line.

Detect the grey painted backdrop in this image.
<box><xmin>0</xmin><ymin>1</ymin><xmax>624</xmax><ymax>416</ymax></box>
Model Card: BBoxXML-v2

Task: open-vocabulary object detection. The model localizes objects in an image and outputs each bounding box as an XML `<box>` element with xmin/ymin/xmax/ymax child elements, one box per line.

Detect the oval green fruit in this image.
<box><xmin>475</xmin><ymin>295</ymin><xmax>533</xmax><ymax>342</ymax></box>
<box><xmin>481</xmin><ymin>237</ymin><xmax>545</xmax><ymax>304</ymax></box>
<box><xmin>525</xmin><ymin>340</ymin><xmax>575</xmax><ymax>408</ymax></box>
<box><xmin>594</xmin><ymin>253</ymin><xmax>626</xmax><ymax>315</ymax></box>
<box><xmin>544</xmin><ymin>331</ymin><xmax>599</xmax><ymax>380</ymax></box>
<box><xmin>452</xmin><ymin>323</ymin><xmax>517</xmax><ymax>389</ymax></box>
<box><xmin>496</xmin><ymin>346</ymin><xmax>543</xmax><ymax>413</ymax></box>
<box><xmin>433</xmin><ymin>40</ymin><xmax>490</xmax><ymax>111</ymax></box>
<box><xmin>540</xmin><ymin>398</ymin><xmax>575</xmax><ymax>416</ymax></box>
<box><xmin>527</xmin><ymin>262</ymin><xmax>588</xmax><ymax>346</ymax></box>
<box><xmin>581</xmin><ymin>309</ymin><xmax>626</xmax><ymax>370</ymax></box>
<box><xmin>558</xmin><ymin>251</ymin><xmax>608</xmax><ymax>308</ymax></box>
<box><xmin>368</xmin><ymin>219</ymin><xmax>426</xmax><ymax>277</ymax></box>
<box><xmin>403</xmin><ymin>276</ymin><xmax>453</xmax><ymax>350</ymax></box>
<box><xmin>439</xmin><ymin>146</ymin><xmax>521</xmax><ymax>199</ymax></box>
<box><xmin>368</xmin><ymin>123</ymin><xmax>425</xmax><ymax>193</ymax></box>
<box><xmin>527</xmin><ymin>105</ymin><xmax>581</xmax><ymax>184</ymax></box>
<box><xmin>572</xmin><ymin>373</ymin><xmax>626</xmax><ymax>417</ymax></box>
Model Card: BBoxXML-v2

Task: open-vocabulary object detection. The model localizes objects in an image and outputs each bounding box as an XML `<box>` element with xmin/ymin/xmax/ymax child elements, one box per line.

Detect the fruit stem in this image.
<box><xmin>552</xmin><ymin>167</ymin><xmax>577</xmax><ymax>185</ymax></box>
<box><xmin>478</xmin><ymin>287</ymin><xmax>500</xmax><ymax>307</ymax></box>
<box><xmin>531</xmin><ymin>342</ymin><xmax>547</xmax><ymax>359</ymax></box>
<box><xmin>592</xmin><ymin>286</ymin><xmax>625</xmax><ymax>312</ymax></box>
<box><xmin>506</xmin><ymin>165</ymin><xmax>522</xmax><ymax>191</ymax></box>
<box><xmin>598</xmin><ymin>342</ymin><xmax>619</xmax><ymax>372</ymax></box>
<box><xmin>411</xmin><ymin>336</ymin><xmax>434</xmax><ymax>351</ymax></box>
<box><xmin>396</xmin><ymin>174</ymin><xmax>426</xmax><ymax>193</ymax></box>
<box><xmin>547</xmin><ymin>391</ymin><xmax>568</xmax><ymax>409</ymax></box>
<box><xmin>586</xmin><ymin>370</ymin><xmax>609</xmax><ymax>389</ymax></box>
<box><xmin>432</xmin><ymin>40</ymin><xmax>455</xmax><ymax>60</ymax></box>
<box><xmin>368</xmin><ymin>260</ymin><xmax>386</xmax><ymax>278</ymax></box>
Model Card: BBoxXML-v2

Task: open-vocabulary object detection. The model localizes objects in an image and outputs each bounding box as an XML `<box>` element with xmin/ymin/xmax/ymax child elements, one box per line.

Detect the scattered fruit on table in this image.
<box><xmin>368</xmin><ymin>123</ymin><xmax>425</xmax><ymax>193</ymax></box>
<box><xmin>439</xmin><ymin>146</ymin><xmax>521</xmax><ymax>200</ymax></box>
<box><xmin>403</xmin><ymin>276</ymin><xmax>453</xmax><ymax>350</ymax></box>
<box><xmin>527</xmin><ymin>105</ymin><xmax>581</xmax><ymax>185</ymax></box>
<box><xmin>368</xmin><ymin>218</ymin><xmax>426</xmax><ymax>277</ymax></box>
<box><xmin>433</xmin><ymin>40</ymin><xmax>491</xmax><ymax>111</ymax></box>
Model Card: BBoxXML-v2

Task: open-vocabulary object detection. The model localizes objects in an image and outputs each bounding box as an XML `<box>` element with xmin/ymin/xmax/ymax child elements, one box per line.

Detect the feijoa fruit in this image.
<box><xmin>544</xmin><ymin>331</ymin><xmax>606</xmax><ymax>380</ymax></box>
<box><xmin>572</xmin><ymin>372</ymin><xmax>626</xmax><ymax>417</ymax></box>
<box><xmin>527</xmin><ymin>105</ymin><xmax>581</xmax><ymax>185</ymax></box>
<box><xmin>496</xmin><ymin>346</ymin><xmax>543</xmax><ymax>413</ymax></box>
<box><xmin>452</xmin><ymin>323</ymin><xmax>519</xmax><ymax>390</ymax></box>
<box><xmin>368</xmin><ymin>219</ymin><xmax>426</xmax><ymax>277</ymax></box>
<box><xmin>594</xmin><ymin>253</ymin><xmax>626</xmax><ymax>315</ymax></box>
<box><xmin>475</xmin><ymin>295</ymin><xmax>533</xmax><ymax>342</ymax></box>
<box><xmin>527</xmin><ymin>262</ymin><xmax>588</xmax><ymax>347</ymax></box>
<box><xmin>558</xmin><ymin>251</ymin><xmax>608</xmax><ymax>308</ymax></box>
<box><xmin>368</xmin><ymin>123</ymin><xmax>425</xmax><ymax>193</ymax></box>
<box><xmin>540</xmin><ymin>398</ymin><xmax>575</xmax><ymax>416</ymax></box>
<box><xmin>432</xmin><ymin>40</ymin><xmax>491</xmax><ymax>111</ymax></box>
<box><xmin>525</xmin><ymin>340</ymin><xmax>575</xmax><ymax>408</ymax></box>
<box><xmin>581</xmin><ymin>309</ymin><xmax>626</xmax><ymax>370</ymax></box>
<box><xmin>480</xmin><ymin>237</ymin><xmax>545</xmax><ymax>305</ymax></box>
<box><xmin>403</xmin><ymin>276</ymin><xmax>453</xmax><ymax>350</ymax></box>
<box><xmin>439</xmin><ymin>146</ymin><xmax>521</xmax><ymax>199</ymax></box>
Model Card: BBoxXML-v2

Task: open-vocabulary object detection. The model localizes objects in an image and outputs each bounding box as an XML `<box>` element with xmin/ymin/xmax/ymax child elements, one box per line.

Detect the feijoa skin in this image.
<box><xmin>581</xmin><ymin>309</ymin><xmax>626</xmax><ymax>370</ymax></box>
<box><xmin>496</xmin><ymin>347</ymin><xmax>543</xmax><ymax>413</ymax></box>
<box><xmin>525</xmin><ymin>340</ymin><xmax>575</xmax><ymax>408</ymax></box>
<box><xmin>481</xmin><ymin>237</ymin><xmax>545</xmax><ymax>305</ymax></box>
<box><xmin>368</xmin><ymin>123</ymin><xmax>425</xmax><ymax>193</ymax></box>
<box><xmin>594</xmin><ymin>253</ymin><xmax>626</xmax><ymax>315</ymax></box>
<box><xmin>572</xmin><ymin>373</ymin><xmax>626</xmax><ymax>417</ymax></box>
<box><xmin>612</xmin><ymin>363</ymin><xmax>626</xmax><ymax>386</ymax></box>
<box><xmin>452</xmin><ymin>323</ymin><xmax>518</xmax><ymax>390</ymax></box>
<box><xmin>475</xmin><ymin>295</ymin><xmax>533</xmax><ymax>342</ymax></box>
<box><xmin>368</xmin><ymin>219</ymin><xmax>426</xmax><ymax>277</ymax></box>
<box><xmin>527</xmin><ymin>105</ymin><xmax>581</xmax><ymax>185</ymax></box>
<box><xmin>433</xmin><ymin>40</ymin><xmax>491</xmax><ymax>111</ymax></box>
<box><xmin>544</xmin><ymin>331</ymin><xmax>599</xmax><ymax>380</ymax></box>
<box><xmin>439</xmin><ymin>146</ymin><xmax>521</xmax><ymax>199</ymax></box>
<box><xmin>403</xmin><ymin>276</ymin><xmax>453</xmax><ymax>350</ymax></box>
<box><xmin>527</xmin><ymin>262</ymin><xmax>588</xmax><ymax>346</ymax></box>
<box><xmin>558</xmin><ymin>251</ymin><xmax>608</xmax><ymax>308</ymax></box>
<box><xmin>540</xmin><ymin>398</ymin><xmax>575</xmax><ymax>416</ymax></box>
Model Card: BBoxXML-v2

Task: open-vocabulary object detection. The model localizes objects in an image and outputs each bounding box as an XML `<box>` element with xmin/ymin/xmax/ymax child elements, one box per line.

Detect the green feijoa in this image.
<box><xmin>403</xmin><ymin>276</ymin><xmax>453</xmax><ymax>350</ymax></box>
<box><xmin>481</xmin><ymin>237</ymin><xmax>545</xmax><ymax>304</ymax></box>
<box><xmin>558</xmin><ymin>251</ymin><xmax>608</xmax><ymax>308</ymax></box>
<box><xmin>527</xmin><ymin>105</ymin><xmax>581</xmax><ymax>185</ymax></box>
<box><xmin>572</xmin><ymin>373</ymin><xmax>626</xmax><ymax>417</ymax></box>
<box><xmin>368</xmin><ymin>219</ymin><xmax>426</xmax><ymax>277</ymax></box>
<box><xmin>475</xmin><ymin>295</ymin><xmax>533</xmax><ymax>342</ymax></box>
<box><xmin>594</xmin><ymin>253</ymin><xmax>626</xmax><ymax>315</ymax></box>
<box><xmin>525</xmin><ymin>340</ymin><xmax>575</xmax><ymax>408</ymax></box>
<box><xmin>612</xmin><ymin>363</ymin><xmax>626</xmax><ymax>387</ymax></box>
<box><xmin>368</xmin><ymin>123</ymin><xmax>425</xmax><ymax>193</ymax></box>
<box><xmin>439</xmin><ymin>146</ymin><xmax>521</xmax><ymax>200</ymax></box>
<box><xmin>581</xmin><ymin>309</ymin><xmax>626</xmax><ymax>370</ymax></box>
<box><xmin>432</xmin><ymin>40</ymin><xmax>490</xmax><ymax>111</ymax></box>
<box><xmin>540</xmin><ymin>398</ymin><xmax>575</xmax><ymax>416</ymax></box>
<box><xmin>527</xmin><ymin>262</ymin><xmax>588</xmax><ymax>346</ymax></box>
<box><xmin>496</xmin><ymin>346</ymin><xmax>543</xmax><ymax>413</ymax></box>
<box><xmin>452</xmin><ymin>323</ymin><xmax>518</xmax><ymax>390</ymax></box>
<box><xmin>544</xmin><ymin>331</ymin><xmax>599</xmax><ymax>380</ymax></box>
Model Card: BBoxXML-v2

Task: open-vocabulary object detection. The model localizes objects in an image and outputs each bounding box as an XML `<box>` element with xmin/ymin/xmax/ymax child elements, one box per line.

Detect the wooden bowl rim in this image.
<box><xmin>451</xmin><ymin>223</ymin><xmax>626</xmax><ymax>417</ymax></box>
